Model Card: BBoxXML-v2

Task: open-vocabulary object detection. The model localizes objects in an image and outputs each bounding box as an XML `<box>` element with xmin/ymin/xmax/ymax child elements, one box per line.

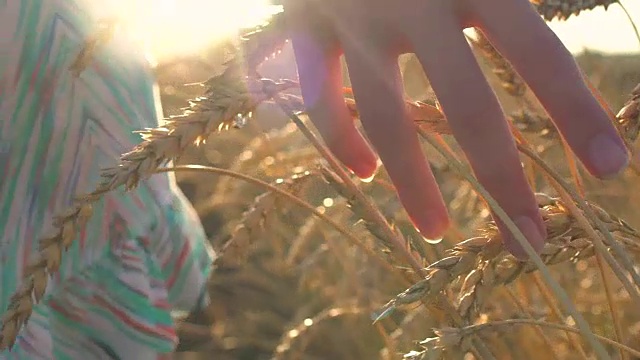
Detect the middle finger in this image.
<box><xmin>405</xmin><ymin>2</ymin><xmax>546</xmax><ymax>257</ymax></box>
<box><xmin>340</xmin><ymin>25</ymin><xmax>450</xmax><ymax>240</ymax></box>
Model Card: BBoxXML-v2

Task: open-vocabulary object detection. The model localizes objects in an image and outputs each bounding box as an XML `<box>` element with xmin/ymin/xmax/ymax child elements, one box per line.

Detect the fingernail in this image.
<box><xmin>353</xmin><ymin>158</ymin><xmax>381</xmax><ymax>183</ymax></box>
<box><xmin>423</xmin><ymin>237</ymin><xmax>443</xmax><ymax>245</ymax></box>
<box><xmin>503</xmin><ymin>216</ymin><xmax>546</xmax><ymax>260</ymax></box>
<box><xmin>411</xmin><ymin>211</ymin><xmax>450</xmax><ymax>244</ymax></box>
<box><xmin>588</xmin><ymin>133</ymin><xmax>629</xmax><ymax>179</ymax></box>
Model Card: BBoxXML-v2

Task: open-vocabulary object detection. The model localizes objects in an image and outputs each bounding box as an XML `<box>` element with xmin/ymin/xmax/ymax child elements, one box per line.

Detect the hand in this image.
<box><xmin>282</xmin><ymin>0</ymin><xmax>629</xmax><ymax>258</ymax></box>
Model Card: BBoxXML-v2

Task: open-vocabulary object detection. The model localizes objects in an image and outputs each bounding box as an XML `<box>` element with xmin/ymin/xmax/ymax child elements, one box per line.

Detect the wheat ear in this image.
<box><xmin>221</xmin><ymin>171</ymin><xmax>312</xmax><ymax>265</ymax></box>
<box><xmin>0</xmin><ymin>14</ymin><xmax>293</xmax><ymax>350</ymax></box>
<box><xmin>414</xmin><ymin>319</ymin><xmax>640</xmax><ymax>359</ymax></box>
<box><xmin>240</xmin><ymin>10</ymin><xmax>288</xmax><ymax>75</ymax></box>
<box><xmin>470</xmin><ymin>30</ymin><xmax>526</xmax><ymax>97</ymax></box>
<box><xmin>374</xmin><ymin>193</ymin><xmax>640</xmax><ymax>321</ymax></box>
<box><xmin>616</xmin><ymin>82</ymin><xmax>640</xmax><ymax>146</ymax></box>
<box><xmin>0</xmin><ymin>71</ymin><xmax>296</xmax><ymax>350</ymax></box>
<box><xmin>533</xmin><ymin>0</ymin><xmax>618</xmax><ymax>21</ymax></box>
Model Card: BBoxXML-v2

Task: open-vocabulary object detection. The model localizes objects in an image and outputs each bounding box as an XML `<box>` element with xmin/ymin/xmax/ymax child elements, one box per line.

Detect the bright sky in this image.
<box><xmin>104</xmin><ymin>0</ymin><xmax>640</xmax><ymax>60</ymax></box>
<box><xmin>94</xmin><ymin>0</ymin><xmax>279</xmax><ymax>61</ymax></box>
<box><xmin>546</xmin><ymin>0</ymin><xmax>640</xmax><ymax>54</ymax></box>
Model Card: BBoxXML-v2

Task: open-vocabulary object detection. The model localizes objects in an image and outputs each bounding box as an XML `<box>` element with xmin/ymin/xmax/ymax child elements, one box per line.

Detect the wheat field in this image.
<box><xmin>2</xmin><ymin>2</ymin><xmax>640</xmax><ymax>359</ymax></box>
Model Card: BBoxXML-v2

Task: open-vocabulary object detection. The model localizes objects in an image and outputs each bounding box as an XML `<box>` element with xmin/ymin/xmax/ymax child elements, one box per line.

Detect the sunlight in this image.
<box><xmin>93</xmin><ymin>0</ymin><xmax>281</xmax><ymax>61</ymax></box>
<box><xmin>547</xmin><ymin>0</ymin><xmax>640</xmax><ymax>54</ymax></box>
<box><xmin>93</xmin><ymin>0</ymin><xmax>639</xmax><ymax>65</ymax></box>
<box><xmin>461</xmin><ymin>0</ymin><xmax>640</xmax><ymax>55</ymax></box>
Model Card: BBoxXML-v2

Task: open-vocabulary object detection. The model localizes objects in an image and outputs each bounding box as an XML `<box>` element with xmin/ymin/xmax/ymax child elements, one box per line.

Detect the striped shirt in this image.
<box><xmin>0</xmin><ymin>1</ymin><xmax>214</xmax><ymax>358</ymax></box>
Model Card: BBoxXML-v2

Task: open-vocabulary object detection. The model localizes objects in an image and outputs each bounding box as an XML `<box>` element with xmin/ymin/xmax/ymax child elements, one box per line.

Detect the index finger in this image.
<box><xmin>283</xmin><ymin>0</ymin><xmax>379</xmax><ymax>179</ymax></box>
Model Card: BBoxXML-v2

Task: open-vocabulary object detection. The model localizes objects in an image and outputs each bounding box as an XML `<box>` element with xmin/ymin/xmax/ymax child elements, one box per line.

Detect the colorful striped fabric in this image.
<box><xmin>0</xmin><ymin>1</ymin><xmax>214</xmax><ymax>358</ymax></box>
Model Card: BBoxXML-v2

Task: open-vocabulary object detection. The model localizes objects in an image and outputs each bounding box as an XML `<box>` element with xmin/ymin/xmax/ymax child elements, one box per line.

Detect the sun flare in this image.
<box><xmin>95</xmin><ymin>0</ymin><xmax>281</xmax><ymax>61</ymax></box>
<box><xmin>89</xmin><ymin>0</ymin><xmax>638</xmax><ymax>67</ymax></box>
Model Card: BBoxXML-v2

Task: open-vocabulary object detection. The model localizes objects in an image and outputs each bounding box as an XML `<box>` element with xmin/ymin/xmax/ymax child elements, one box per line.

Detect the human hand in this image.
<box><xmin>282</xmin><ymin>0</ymin><xmax>629</xmax><ymax>258</ymax></box>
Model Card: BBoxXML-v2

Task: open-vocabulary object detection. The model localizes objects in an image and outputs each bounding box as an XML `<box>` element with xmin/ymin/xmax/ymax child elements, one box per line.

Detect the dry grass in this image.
<box><xmin>3</xmin><ymin>3</ymin><xmax>640</xmax><ymax>360</ymax></box>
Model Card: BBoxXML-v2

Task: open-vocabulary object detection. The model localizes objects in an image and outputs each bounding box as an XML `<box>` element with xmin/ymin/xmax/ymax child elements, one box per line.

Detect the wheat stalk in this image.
<box><xmin>4</xmin><ymin>3</ymin><xmax>634</xmax><ymax>354</ymax></box>
<box><xmin>278</xmin><ymin>92</ymin><xmax>450</xmax><ymax>137</ymax></box>
<box><xmin>273</xmin><ymin>306</ymin><xmax>365</xmax><ymax>359</ymax></box>
<box><xmin>210</xmin><ymin>122</ymin><xmax>305</xmax><ymax>205</ymax></box>
<box><xmin>617</xmin><ymin>82</ymin><xmax>640</xmax><ymax>176</ymax></box>
<box><xmin>510</xmin><ymin>109</ymin><xmax>557</xmax><ymax>140</ymax></box>
<box><xmin>283</xmin><ymin>86</ymin><xmax>633</xmax><ymax>151</ymax></box>
<box><xmin>220</xmin><ymin>171</ymin><xmax>313</xmax><ymax>265</ymax></box>
<box><xmin>0</xmin><ymin>15</ymin><xmax>296</xmax><ymax>350</ymax></box>
<box><xmin>0</xmin><ymin>72</ymin><xmax>296</xmax><ymax>350</ymax></box>
<box><xmin>275</xmin><ymin>98</ymin><xmax>500</xmax><ymax>360</ymax></box>
<box><xmin>412</xmin><ymin>319</ymin><xmax>640</xmax><ymax>359</ymax></box>
<box><xmin>396</xmin><ymin>132</ymin><xmax>620</xmax><ymax>356</ymax></box>
<box><xmin>616</xmin><ymin>82</ymin><xmax>640</xmax><ymax>146</ymax></box>
<box><xmin>470</xmin><ymin>30</ymin><xmax>527</xmax><ymax>98</ymax></box>
<box><xmin>317</xmin><ymin>160</ymin><xmax>442</xmax><ymax>268</ymax></box>
<box><xmin>374</xmin><ymin>193</ymin><xmax>640</xmax><ymax>323</ymax></box>
<box><xmin>240</xmin><ymin>10</ymin><xmax>289</xmax><ymax>75</ymax></box>
<box><xmin>317</xmin><ymin>164</ymin><xmax>404</xmax><ymax>254</ymax></box>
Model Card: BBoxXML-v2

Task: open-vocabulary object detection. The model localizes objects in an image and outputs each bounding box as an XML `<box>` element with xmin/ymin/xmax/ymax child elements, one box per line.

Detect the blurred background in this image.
<box><xmin>104</xmin><ymin>0</ymin><xmax>640</xmax><ymax>358</ymax></box>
